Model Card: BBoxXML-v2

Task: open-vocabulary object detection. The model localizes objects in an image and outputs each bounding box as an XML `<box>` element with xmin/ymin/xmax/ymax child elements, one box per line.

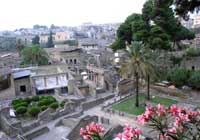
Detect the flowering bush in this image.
<box><xmin>137</xmin><ymin>104</ymin><xmax>200</xmax><ymax>140</ymax></box>
<box><xmin>117</xmin><ymin>125</ymin><xmax>142</xmax><ymax>140</ymax></box>
<box><xmin>80</xmin><ymin>122</ymin><xmax>105</xmax><ymax>140</ymax></box>
<box><xmin>80</xmin><ymin>123</ymin><xmax>142</xmax><ymax>140</ymax></box>
<box><xmin>80</xmin><ymin>105</ymin><xmax>200</xmax><ymax>140</ymax></box>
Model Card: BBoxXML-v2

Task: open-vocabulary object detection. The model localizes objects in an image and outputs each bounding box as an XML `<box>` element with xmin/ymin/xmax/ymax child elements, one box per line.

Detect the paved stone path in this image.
<box><xmin>84</xmin><ymin>106</ymin><xmax>157</xmax><ymax>139</ymax></box>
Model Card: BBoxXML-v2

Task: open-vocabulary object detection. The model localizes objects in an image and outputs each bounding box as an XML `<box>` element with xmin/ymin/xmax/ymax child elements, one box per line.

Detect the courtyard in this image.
<box><xmin>112</xmin><ymin>94</ymin><xmax>177</xmax><ymax>115</ymax></box>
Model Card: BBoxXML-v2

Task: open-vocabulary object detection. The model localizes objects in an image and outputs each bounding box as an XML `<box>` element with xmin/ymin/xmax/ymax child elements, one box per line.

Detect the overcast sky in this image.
<box><xmin>0</xmin><ymin>0</ymin><xmax>146</xmax><ymax>30</ymax></box>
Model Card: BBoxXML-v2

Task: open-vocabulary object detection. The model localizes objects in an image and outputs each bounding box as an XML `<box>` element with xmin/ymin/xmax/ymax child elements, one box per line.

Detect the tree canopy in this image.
<box><xmin>21</xmin><ymin>45</ymin><xmax>49</xmax><ymax>66</ymax></box>
<box><xmin>110</xmin><ymin>0</ymin><xmax>195</xmax><ymax>51</ymax></box>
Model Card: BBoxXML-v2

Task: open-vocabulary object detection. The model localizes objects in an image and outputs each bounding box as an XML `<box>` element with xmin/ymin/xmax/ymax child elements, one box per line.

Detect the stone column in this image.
<box><xmin>56</xmin><ymin>76</ymin><xmax>59</xmax><ymax>85</ymax></box>
<box><xmin>66</xmin><ymin>73</ymin><xmax>68</xmax><ymax>79</ymax></box>
<box><xmin>44</xmin><ymin>77</ymin><xmax>47</xmax><ymax>87</ymax></box>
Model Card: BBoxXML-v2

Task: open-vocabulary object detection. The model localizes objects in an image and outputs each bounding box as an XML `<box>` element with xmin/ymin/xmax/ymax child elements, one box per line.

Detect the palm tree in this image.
<box><xmin>121</xmin><ymin>41</ymin><xmax>156</xmax><ymax>107</ymax></box>
<box><xmin>143</xmin><ymin>49</ymin><xmax>158</xmax><ymax>100</ymax></box>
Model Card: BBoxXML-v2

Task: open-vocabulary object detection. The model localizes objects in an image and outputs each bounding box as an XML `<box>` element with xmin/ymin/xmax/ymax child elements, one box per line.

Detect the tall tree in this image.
<box><xmin>47</xmin><ymin>31</ymin><xmax>54</xmax><ymax>48</ymax></box>
<box><xmin>110</xmin><ymin>13</ymin><xmax>149</xmax><ymax>51</ymax></box>
<box><xmin>151</xmin><ymin>0</ymin><xmax>195</xmax><ymax>47</ymax></box>
<box><xmin>21</xmin><ymin>45</ymin><xmax>49</xmax><ymax>66</ymax></box>
<box><xmin>121</xmin><ymin>42</ymin><xmax>156</xmax><ymax>106</ymax></box>
<box><xmin>148</xmin><ymin>25</ymin><xmax>171</xmax><ymax>50</ymax></box>
<box><xmin>32</xmin><ymin>35</ymin><xmax>40</xmax><ymax>45</ymax></box>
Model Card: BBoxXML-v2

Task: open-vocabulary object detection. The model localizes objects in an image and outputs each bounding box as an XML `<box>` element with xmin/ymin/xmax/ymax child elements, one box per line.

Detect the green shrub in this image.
<box><xmin>40</xmin><ymin>105</ymin><xmax>48</xmax><ymax>111</ymax></box>
<box><xmin>12</xmin><ymin>98</ymin><xmax>23</xmax><ymax>106</ymax></box>
<box><xmin>170</xmin><ymin>56</ymin><xmax>182</xmax><ymax>66</ymax></box>
<box><xmin>185</xmin><ymin>47</ymin><xmax>200</xmax><ymax>57</ymax></box>
<box><xmin>13</xmin><ymin>101</ymin><xmax>28</xmax><ymax>110</ymax></box>
<box><xmin>16</xmin><ymin>106</ymin><xmax>27</xmax><ymax>115</ymax></box>
<box><xmin>50</xmin><ymin>102</ymin><xmax>59</xmax><ymax>110</ymax></box>
<box><xmin>60</xmin><ymin>101</ymin><xmax>65</xmax><ymax>108</ymax></box>
<box><xmin>188</xmin><ymin>71</ymin><xmax>200</xmax><ymax>89</ymax></box>
<box><xmin>28</xmin><ymin>106</ymin><xmax>40</xmax><ymax>117</ymax></box>
<box><xmin>31</xmin><ymin>96</ymin><xmax>39</xmax><ymax>102</ymax></box>
<box><xmin>167</xmin><ymin>68</ymin><xmax>189</xmax><ymax>87</ymax></box>
<box><xmin>38</xmin><ymin>98</ymin><xmax>55</xmax><ymax>106</ymax></box>
<box><xmin>24</xmin><ymin>97</ymin><xmax>32</xmax><ymax>104</ymax></box>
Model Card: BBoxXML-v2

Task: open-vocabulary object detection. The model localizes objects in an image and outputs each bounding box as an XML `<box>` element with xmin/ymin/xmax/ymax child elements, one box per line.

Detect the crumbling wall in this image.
<box><xmin>67</xmin><ymin>115</ymin><xmax>98</xmax><ymax>140</ymax></box>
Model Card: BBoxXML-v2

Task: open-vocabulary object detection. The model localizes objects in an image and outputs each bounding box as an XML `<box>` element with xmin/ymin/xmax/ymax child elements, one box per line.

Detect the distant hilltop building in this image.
<box><xmin>39</xmin><ymin>31</ymin><xmax>72</xmax><ymax>44</ymax></box>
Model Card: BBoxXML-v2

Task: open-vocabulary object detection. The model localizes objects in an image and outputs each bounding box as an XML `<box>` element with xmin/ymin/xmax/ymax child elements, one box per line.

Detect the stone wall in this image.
<box><xmin>151</xmin><ymin>85</ymin><xmax>187</xmax><ymax>99</ymax></box>
<box><xmin>38</xmin><ymin>102</ymin><xmax>76</xmax><ymax>124</ymax></box>
<box><xmin>22</xmin><ymin>120</ymin><xmax>40</xmax><ymax>133</ymax></box>
<box><xmin>14</xmin><ymin>77</ymin><xmax>32</xmax><ymax>96</ymax></box>
<box><xmin>81</xmin><ymin>94</ymin><xmax>114</xmax><ymax>110</ymax></box>
<box><xmin>38</xmin><ymin>108</ymin><xmax>54</xmax><ymax>123</ymax></box>
<box><xmin>0</xmin><ymin>108</ymin><xmax>22</xmax><ymax>138</ymax></box>
<box><xmin>117</xmin><ymin>79</ymin><xmax>134</xmax><ymax>95</ymax></box>
<box><xmin>181</xmin><ymin>56</ymin><xmax>200</xmax><ymax>70</ymax></box>
<box><xmin>0</xmin><ymin>75</ymin><xmax>15</xmax><ymax>100</ymax></box>
<box><xmin>78</xmin><ymin>85</ymin><xmax>89</xmax><ymax>96</ymax></box>
<box><xmin>23</xmin><ymin>126</ymin><xmax>49</xmax><ymax>140</ymax></box>
<box><xmin>67</xmin><ymin>115</ymin><xmax>98</xmax><ymax>140</ymax></box>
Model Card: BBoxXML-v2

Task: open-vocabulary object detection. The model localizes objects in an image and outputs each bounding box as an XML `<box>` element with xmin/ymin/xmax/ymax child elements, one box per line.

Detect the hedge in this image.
<box><xmin>50</xmin><ymin>102</ymin><xmax>59</xmax><ymax>110</ymax></box>
<box><xmin>28</xmin><ymin>106</ymin><xmax>40</xmax><ymax>117</ymax></box>
<box><xmin>40</xmin><ymin>105</ymin><xmax>48</xmax><ymax>111</ymax></box>
<box><xmin>12</xmin><ymin>95</ymin><xmax>58</xmax><ymax>117</ymax></box>
<box><xmin>16</xmin><ymin>106</ymin><xmax>27</xmax><ymax>115</ymax></box>
<box><xmin>60</xmin><ymin>101</ymin><xmax>65</xmax><ymax>108</ymax></box>
<box><xmin>13</xmin><ymin>102</ymin><xmax>28</xmax><ymax>110</ymax></box>
<box><xmin>31</xmin><ymin>96</ymin><xmax>39</xmax><ymax>102</ymax></box>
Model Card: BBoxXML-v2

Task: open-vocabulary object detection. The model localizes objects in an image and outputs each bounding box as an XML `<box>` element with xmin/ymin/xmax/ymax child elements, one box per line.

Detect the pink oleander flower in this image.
<box><xmin>174</xmin><ymin>117</ymin><xmax>182</xmax><ymax>127</ymax></box>
<box><xmin>167</xmin><ymin>127</ymin><xmax>177</xmax><ymax>133</ymax></box>
<box><xmin>178</xmin><ymin>113</ymin><xmax>189</xmax><ymax>122</ymax></box>
<box><xmin>169</xmin><ymin>104</ymin><xmax>180</xmax><ymax>116</ymax></box>
<box><xmin>80</xmin><ymin>122</ymin><xmax>105</xmax><ymax>140</ymax></box>
<box><xmin>157</xmin><ymin>104</ymin><xmax>165</xmax><ymax>111</ymax></box>
<box><xmin>137</xmin><ymin>106</ymin><xmax>155</xmax><ymax>125</ymax></box>
<box><xmin>156</xmin><ymin>104</ymin><xmax>166</xmax><ymax>117</ymax></box>
<box><xmin>116</xmin><ymin>125</ymin><xmax>142</xmax><ymax>140</ymax></box>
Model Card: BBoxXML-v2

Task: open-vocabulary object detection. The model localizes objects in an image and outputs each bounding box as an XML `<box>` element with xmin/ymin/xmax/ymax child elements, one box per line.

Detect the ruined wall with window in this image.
<box><xmin>14</xmin><ymin>76</ymin><xmax>32</xmax><ymax>96</ymax></box>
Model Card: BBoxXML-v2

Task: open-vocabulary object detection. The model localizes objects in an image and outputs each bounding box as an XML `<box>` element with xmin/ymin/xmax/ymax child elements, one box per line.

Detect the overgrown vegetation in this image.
<box><xmin>185</xmin><ymin>47</ymin><xmax>200</xmax><ymax>57</ymax></box>
<box><xmin>167</xmin><ymin>68</ymin><xmax>190</xmax><ymax>87</ymax></box>
<box><xmin>164</xmin><ymin>68</ymin><xmax>200</xmax><ymax>89</ymax></box>
<box><xmin>188</xmin><ymin>71</ymin><xmax>200</xmax><ymax>89</ymax></box>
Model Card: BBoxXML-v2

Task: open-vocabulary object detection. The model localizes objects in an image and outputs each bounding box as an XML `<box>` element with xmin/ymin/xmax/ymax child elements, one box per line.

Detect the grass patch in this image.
<box><xmin>112</xmin><ymin>95</ymin><xmax>146</xmax><ymax>115</ymax></box>
<box><xmin>112</xmin><ymin>94</ymin><xmax>177</xmax><ymax>115</ymax></box>
<box><xmin>151</xmin><ymin>96</ymin><xmax>177</xmax><ymax>106</ymax></box>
